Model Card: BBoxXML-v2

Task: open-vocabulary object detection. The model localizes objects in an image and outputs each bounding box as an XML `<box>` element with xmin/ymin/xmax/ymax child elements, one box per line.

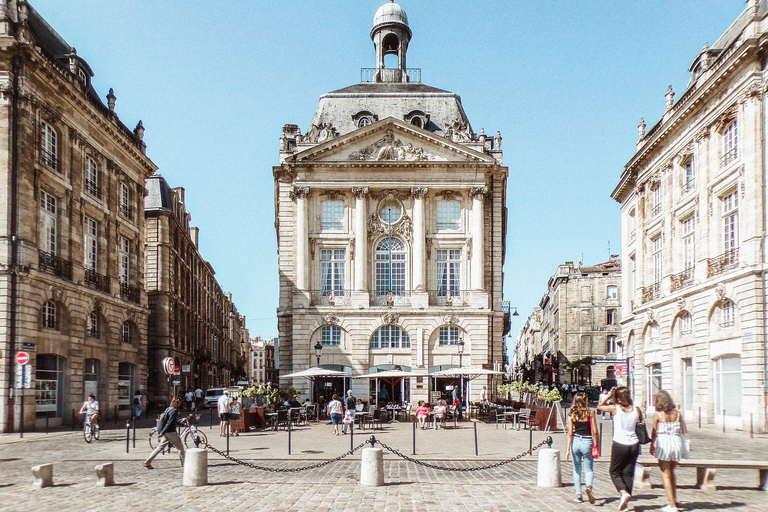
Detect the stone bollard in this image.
<box><xmin>183</xmin><ymin>448</ymin><xmax>208</xmax><ymax>487</ymax></box>
<box><xmin>536</xmin><ymin>448</ymin><xmax>562</xmax><ymax>488</ymax></box>
<box><xmin>95</xmin><ymin>463</ymin><xmax>114</xmax><ymax>487</ymax></box>
<box><xmin>360</xmin><ymin>447</ymin><xmax>384</xmax><ymax>487</ymax></box>
<box><xmin>32</xmin><ymin>464</ymin><xmax>53</xmax><ymax>488</ymax></box>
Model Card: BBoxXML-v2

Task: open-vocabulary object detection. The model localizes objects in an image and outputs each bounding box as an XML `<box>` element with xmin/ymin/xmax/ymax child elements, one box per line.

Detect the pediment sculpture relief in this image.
<box><xmin>349</xmin><ymin>129</ymin><xmax>435</xmax><ymax>161</ymax></box>
<box><xmin>300</xmin><ymin>122</ymin><xmax>339</xmax><ymax>144</ymax></box>
<box><xmin>443</xmin><ymin>119</ymin><xmax>475</xmax><ymax>143</ymax></box>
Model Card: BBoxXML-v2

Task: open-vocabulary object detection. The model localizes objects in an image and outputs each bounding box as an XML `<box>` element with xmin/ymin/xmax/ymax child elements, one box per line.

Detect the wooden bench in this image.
<box><xmin>636</xmin><ymin>456</ymin><xmax>768</xmax><ymax>491</ymax></box>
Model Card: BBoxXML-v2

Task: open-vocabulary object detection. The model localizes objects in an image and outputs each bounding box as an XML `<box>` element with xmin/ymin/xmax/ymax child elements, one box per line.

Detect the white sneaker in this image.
<box><xmin>660</xmin><ymin>506</ymin><xmax>678</xmax><ymax>512</ymax></box>
<box><xmin>618</xmin><ymin>493</ymin><xmax>631</xmax><ymax>511</ymax></box>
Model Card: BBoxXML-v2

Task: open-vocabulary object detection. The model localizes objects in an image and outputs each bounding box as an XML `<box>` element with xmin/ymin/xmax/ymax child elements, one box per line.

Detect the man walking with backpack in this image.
<box><xmin>144</xmin><ymin>397</ymin><xmax>186</xmax><ymax>469</ymax></box>
<box><xmin>342</xmin><ymin>389</ymin><xmax>356</xmax><ymax>434</ymax></box>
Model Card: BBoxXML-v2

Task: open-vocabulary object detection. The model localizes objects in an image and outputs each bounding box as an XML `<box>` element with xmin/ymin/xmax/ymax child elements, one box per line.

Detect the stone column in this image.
<box><xmin>411</xmin><ymin>187</ymin><xmax>428</xmax><ymax>291</ymax></box>
<box><xmin>352</xmin><ymin>187</ymin><xmax>369</xmax><ymax>291</ymax></box>
<box><xmin>470</xmin><ymin>187</ymin><xmax>487</xmax><ymax>291</ymax></box>
<box><xmin>292</xmin><ymin>186</ymin><xmax>310</xmax><ymax>290</ymax></box>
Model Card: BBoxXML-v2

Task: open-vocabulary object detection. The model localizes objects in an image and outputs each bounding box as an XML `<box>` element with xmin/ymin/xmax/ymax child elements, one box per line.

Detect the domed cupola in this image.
<box><xmin>371</xmin><ymin>0</ymin><xmax>412</xmax><ymax>83</ymax></box>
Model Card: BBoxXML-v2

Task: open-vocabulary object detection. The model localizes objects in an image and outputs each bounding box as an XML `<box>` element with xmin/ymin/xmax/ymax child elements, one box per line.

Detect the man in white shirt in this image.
<box><xmin>217</xmin><ymin>391</ymin><xmax>230</xmax><ymax>436</ymax></box>
<box><xmin>194</xmin><ymin>387</ymin><xmax>203</xmax><ymax>408</ymax></box>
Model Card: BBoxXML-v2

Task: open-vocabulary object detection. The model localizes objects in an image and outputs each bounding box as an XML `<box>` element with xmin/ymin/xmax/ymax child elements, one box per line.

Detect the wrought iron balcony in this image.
<box><xmin>84</xmin><ymin>268</ymin><xmax>111</xmax><ymax>293</ymax></box>
<box><xmin>641</xmin><ymin>283</ymin><xmax>660</xmax><ymax>304</ymax></box>
<box><xmin>670</xmin><ymin>267</ymin><xmax>694</xmax><ymax>292</ymax></box>
<box><xmin>38</xmin><ymin>250</ymin><xmax>72</xmax><ymax>280</ymax></box>
<box><xmin>41</xmin><ymin>148</ymin><xmax>58</xmax><ymax>171</ymax></box>
<box><xmin>85</xmin><ymin>179</ymin><xmax>101</xmax><ymax>198</ymax></box>
<box><xmin>369</xmin><ymin>290</ymin><xmax>411</xmax><ymax>307</ymax></box>
<box><xmin>682</xmin><ymin>179</ymin><xmax>695</xmax><ymax>195</ymax></box>
<box><xmin>650</xmin><ymin>204</ymin><xmax>661</xmax><ymax>217</ymax></box>
<box><xmin>707</xmin><ymin>248</ymin><xmax>739</xmax><ymax>277</ymax></box>
<box><xmin>120</xmin><ymin>282</ymin><xmax>141</xmax><ymax>304</ymax></box>
<box><xmin>721</xmin><ymin>147</ymin><xmax>738</xmax><ymax>168</ymax></box>
<box><xmin>120</xmin><ymin>204</ymin><xmax>133</xmax><ymax>219</ymax></box>
<box><xmin>428</xmin><ymin>289</ymin><xmax>469</xmax><ymax>306</ymax></box>
<box><xmin>309</xmin><ymin>290</ymin><xmax>351</xmax><ymax>306</ymax></box>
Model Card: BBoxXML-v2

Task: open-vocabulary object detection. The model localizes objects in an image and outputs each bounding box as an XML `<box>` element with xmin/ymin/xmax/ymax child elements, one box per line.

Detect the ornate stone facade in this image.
<box><xmin>274</xmin><ymin>2</ymin><xmax>509</xmax><ymax>405</ymax></box>
<box><xmin>0</xmin><ymin>2</ymin><xmax>154</xmax><ymax>432</ymax></box>
<box><xmin>612</xmin><ymin>3</ymin><xmax>768</xmax><ymax>431</ymax></box>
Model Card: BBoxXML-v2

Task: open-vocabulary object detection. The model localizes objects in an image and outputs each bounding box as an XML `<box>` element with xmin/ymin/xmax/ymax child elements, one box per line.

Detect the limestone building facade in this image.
<box><xmin>274</xmin><ymin>2</ymin><xmax>510</xmax><ymax>405</ymax></box>
<box><xmin>248</xmin><ymin>336</ymin><xmax>277</xmax><ymax>386</ymax></box>
<box><xmin>514</xmin><ymin>259</ymin><xmax>622</xmax><ymax>386</ymax></box>
<box><xmin>145</xmin><ymin>175</ymin><xmax>246</xmax><ymax>405</ymax></box>
<box><xmin>612</xmin><ymin>1</ymin><xmax>768</xmax><ymax>431</ymax></box>
<box><xmin>0</xmin><ymin>2</ymin><xmax>155</xmax><ymax>432</ymax></box>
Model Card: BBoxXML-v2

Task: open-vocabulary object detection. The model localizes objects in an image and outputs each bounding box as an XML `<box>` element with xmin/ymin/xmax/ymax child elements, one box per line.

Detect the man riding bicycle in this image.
<box><xmin>79</xmin><ymin>393</ymin><xmax>100</xmax><ymax>426</ymax></box>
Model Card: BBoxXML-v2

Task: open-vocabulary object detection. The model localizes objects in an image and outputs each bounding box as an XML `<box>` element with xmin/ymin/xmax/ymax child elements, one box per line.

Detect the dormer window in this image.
<box><xmin>77</xmin><ymin>67</ymin><xmax>88</xmax><ymax>87</ymax></box>
<box><xmin>405</xmin><ymin>110</ymin><xmax>429</xmax><ymax>130</ymax></box>
<box><xmin>352</xmin><ymin>111</ymin><xmax>378</xmax><ymax>129</ymax></box>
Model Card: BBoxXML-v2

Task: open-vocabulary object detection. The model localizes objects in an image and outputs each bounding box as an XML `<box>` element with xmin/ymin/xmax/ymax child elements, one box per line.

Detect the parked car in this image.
<box><xmin>236</xmin><ymin>380</ymin><xmax>249</xmax><ymax>388</ymax></box>
<box><xmin>204</xmin><ymin>387</ymin><xmax>227</xmax><ymax>408</ymax></box>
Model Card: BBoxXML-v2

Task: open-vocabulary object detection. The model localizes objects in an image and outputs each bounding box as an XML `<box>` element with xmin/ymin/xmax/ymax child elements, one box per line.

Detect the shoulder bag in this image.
<box><xmin>590</xmin><ymin>411</ymin><xmax>600</xmax><ymax>458</ymax></box>
<box><xmin>635</xmin><ymin>407</ymin><xmax>651</xmax><ymax>444</ymax></box>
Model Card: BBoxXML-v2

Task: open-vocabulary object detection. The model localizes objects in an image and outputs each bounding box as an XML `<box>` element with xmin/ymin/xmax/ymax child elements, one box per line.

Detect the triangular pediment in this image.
<box><xmin>290</xmin><ymin>118</ymin><xmax>495</xmax><ymax>164</ymax></box>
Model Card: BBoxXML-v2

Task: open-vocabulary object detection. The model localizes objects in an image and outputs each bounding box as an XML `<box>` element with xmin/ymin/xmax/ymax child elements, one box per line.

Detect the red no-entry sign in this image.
<box><xmin>16</xmin><ymin>352</ymin><xmax>30</xmax><ymax>365</ymax></box>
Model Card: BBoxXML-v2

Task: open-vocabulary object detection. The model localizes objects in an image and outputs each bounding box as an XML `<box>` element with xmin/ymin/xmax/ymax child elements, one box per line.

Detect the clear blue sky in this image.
<box><xmin>31</xmin><ymin>1</ymin><xmax>746</xmax><ymax>355</ymax></box>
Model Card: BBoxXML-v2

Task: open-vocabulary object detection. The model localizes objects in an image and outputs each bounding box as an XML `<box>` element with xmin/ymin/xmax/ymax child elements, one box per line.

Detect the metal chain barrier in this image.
<box><xmin>206</xmin><ymin>441</ymin><xmax>369</xmax><ymax>472</ymax></box>
<box><xmin>373</xmin><ymin>438</ymin><xmax>550</xmax><ymax>472</ymax></box>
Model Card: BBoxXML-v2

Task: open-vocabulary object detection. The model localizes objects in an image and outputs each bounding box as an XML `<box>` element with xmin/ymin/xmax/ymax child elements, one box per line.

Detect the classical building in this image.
<box><xmin>274</xmin><ymin>2</ymin><xmax>510</xmax><ymax>405</ymax></box>
<box><xmin>248</xmin><ymin>336</ymin><xmax>277</xmax><ymax>386</ymax></box>
<box><xmin>145</xmin><ymin>175</ymin><xmax>245</xmax><ymax>405</ymax></box>
<box><xmin>0</xmin><ymin>2</ymin><xmax>156</xmax><ymax>432</ymax></box>
<box><xmin>515</xmin><ymin>259</ymin><xmax>622</xmax><ymax>387</ymax></box>
<box><xmin>612</xmin><ymin>1</ymin><xmax>768</xmax><ymax>431</ymax></box>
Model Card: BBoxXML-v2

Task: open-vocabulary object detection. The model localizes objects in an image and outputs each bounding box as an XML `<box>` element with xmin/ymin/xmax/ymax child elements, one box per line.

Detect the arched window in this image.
<box><xmin>321</xmin><ymin>325</ymin><xmax>341</xmax><ymax>346</ymax></box>
<box><xmin>438</xmin><ymin>326</ymin><xmax>461</xmax><ymax>346</ymax></box>
<box><xmin>42</xmin><ymin>301</ymin><xmax>58</xmax><ymax>330</ymax></box>
<box><xmin>375</xmin><ymin>237</ymin><xmax>407</xmax><ymax>293</ymax></box>
<box><xmin>370</xmin><ymin>325</ymin><xmax>410</xmax><ymax>349</ymax></box>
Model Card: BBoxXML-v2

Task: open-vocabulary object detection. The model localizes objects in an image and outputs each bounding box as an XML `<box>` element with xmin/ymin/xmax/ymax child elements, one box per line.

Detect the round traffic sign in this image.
<box><xmin>16</xmin><ymin>352</ymin><xmax>30</xmax><ymax>365</ymax></box>
<box><xmin>162</xmin><ymin>357</ymin><xmax>175</xmax><ymax>375</ymax></box>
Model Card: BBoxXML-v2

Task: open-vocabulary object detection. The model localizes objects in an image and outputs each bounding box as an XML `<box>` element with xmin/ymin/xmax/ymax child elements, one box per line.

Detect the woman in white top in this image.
<box><xmin>597</xmin><ymin>386</ymin><xmax>640</xmax><ymax>511</ymax></box>
<box><xmin>650</xmin><ymin>390</ymin><xmax>687</xmax><ymax>512</ymax></box>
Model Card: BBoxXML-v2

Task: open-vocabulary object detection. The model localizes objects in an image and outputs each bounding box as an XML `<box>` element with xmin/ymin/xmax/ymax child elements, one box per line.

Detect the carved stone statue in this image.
<box><xmin>349</xmin><ymin>129</ymin><xmax>434</xmax><ymax>161</ymax></box>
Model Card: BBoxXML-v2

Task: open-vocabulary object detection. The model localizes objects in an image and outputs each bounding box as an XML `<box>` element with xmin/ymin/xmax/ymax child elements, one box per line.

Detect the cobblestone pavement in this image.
<box><xmin>0</xmin><ymin>413</ymin><xmax>766</xmax><ymax>511</ymax></box>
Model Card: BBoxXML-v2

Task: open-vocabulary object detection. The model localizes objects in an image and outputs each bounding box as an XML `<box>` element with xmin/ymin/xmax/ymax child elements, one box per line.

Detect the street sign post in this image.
<box><xmin>15</xmin><ymin>352</ymin><xmax>30</xmax><ymax>439</ymax></box>
<box><xmin>15</xmin><ymin>352</ymin><xmax>30</xmax><ymax>365</ymax></box>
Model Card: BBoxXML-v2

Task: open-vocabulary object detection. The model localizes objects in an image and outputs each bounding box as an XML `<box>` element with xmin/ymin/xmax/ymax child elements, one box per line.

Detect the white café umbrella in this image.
<box><xmin>281</xmin><ymin>367</ymin><xmax>349</xmax><ymax>407</ymax></box>
<box><xmin>352</xmin><ymin>369</ymin><xmax>421</xmax><ymax>410</ymax></box>
<box><xmin>432</xmin><ymin>367</ymin><xmax>504</xmax><ymax>412</ymax></box>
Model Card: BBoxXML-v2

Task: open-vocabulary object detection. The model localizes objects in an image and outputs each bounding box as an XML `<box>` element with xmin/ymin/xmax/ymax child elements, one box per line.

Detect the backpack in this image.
<box><xmin>133</xmin><ymin>396</ymin><xmax>140</xmax><ymax>405</ymax></box>
<box><xmin>345</xmin><ymin>395</ymin><xmax>356</xmax><ymax>410</ymax></box>
<box><xmin>156</xmin><ymin>407</ymin><xmax>171</xmax><ymax>432</ymax></box>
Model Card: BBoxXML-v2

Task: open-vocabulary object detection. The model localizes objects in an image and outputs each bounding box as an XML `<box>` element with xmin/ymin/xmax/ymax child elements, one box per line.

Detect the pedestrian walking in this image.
<box><xmin>144</xmin><ymin>397</ymin><xmax>186</xmax><ymax>469</ymax></box>
<box><xmin>218</xmin><ymin>390</ymin><xmax>231</xmax><ymax>436</ymax></box>
<box><xmin>194</xmin><ymin>386</ymin><xmax>203</xmax><ymax>408</ymax></box>
<box><xmin>565</xmin><ymin>391</ymin><xmax>598</xmax><ymax>504</ymax></box>
<box><xmin>184</xmin><ymin>388</ymin><xmax>194</xmax><ymax>410</ymax></box>
<box><xmin>597</xmin><ymin>386</ymin><xmax>640</xmax><ymax>511</ymax></box>
<box><xmin>327</xmin><ymin>393</ymin><xmax>343</xmax><ymax>435</ymax></box>
<box><xmin>133</xmin><ymin>389</ymin><xmax>143</xmax><ymax>418</ymax></box>
<box><xmin>342</xmin><ymin>390</ymin><xmax>356</xmax><ymax>434</ymax></box>
<box><xmin>650</xmin><ymin>390</ymin><xmax>688</xmax><ymax>512</ymax></box>
<box><xmin>229</xmin><ymin>396</ymin><xmax>243</xmax><ymax>435</ymax></box>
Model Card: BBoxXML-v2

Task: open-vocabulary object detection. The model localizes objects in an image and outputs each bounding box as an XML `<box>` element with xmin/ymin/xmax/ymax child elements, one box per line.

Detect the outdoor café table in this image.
<box><xmin>355</xmin><ymin>411</ymin><xmax>371</xmax><ymax>430</ymax></box>
<box><xmin>264</xmin><ymin>411</ymin><xmax>277</xmax><ymax>431</ymax></box>
<box><xmin>386</xmin><ymin>405</ymin><xmax>401</xmax><ymax>423</ymax></box>
<box><xmin>504</xmin><ymin>410</ymin><xmax>522</xmax><ymax>430</ymax></box>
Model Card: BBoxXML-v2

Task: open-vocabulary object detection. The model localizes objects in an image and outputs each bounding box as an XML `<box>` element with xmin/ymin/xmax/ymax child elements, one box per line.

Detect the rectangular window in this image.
<box><xmin>320</xmin><ymin>249</ymin><xmax>345</xmax><ymax>294</ymax></box>
<box><xmin>438</xmin><ymin>325</ymin><xmax>460</xmax><ymax>346</ymax></box>
<box><xmin>436</xmin><ymin>249</ymin><xmax>461</xmax><ymax>294</ymax></box>
<box><xmin>682</xmin><ymin>215</ymin><xmax>695</xmax><ymax>271</ymax></box>
<box><xmin>722</xmin><ymin>190</ymin><xmax>738</xmax><ymax>253</ymax></box>
<box><xmin>120</xmin><ymin>183</ymin><xmax>132</xmax><ymax>219</ymax></box>
<box><xmin>647</xmin><ymin>363</ymin><xmax>662</xmax><ymax>407</ymax></box>
<box><xmin>119</xmin><ymin>236</ymin><xmax>130</xmax><ymax>285</ymax></box>
<box><xmin>722</xmin><ymin>120</ymin><xmax>738</xmax><ymax>167</ymax></box>
<box><xmin>651</xmin><ymin>184</ymin><xmax>661</xmax><ymax>217</ymax></box>
<box><xmin>84</xmin><ymin>217</ymin><xmax>98</xmax><ymax>271</ymax></box>
<box><xmin>43</xmin><ymin>301</ymin><xmax>57</xmax><ymax>329</ymax></box>
<box><xmin>683</xmin><ymin>156</ymin><xmax>695</xmax><ymax>193</ymax></box>
<box><xmin>41</xmin><ymin>122</ymin><xmax>57</xmax><ymax>170</ymax></box>
<box><xmin>321</xmin><ymin>200</ymin><xmax>344</xmax><ymax>230</ymax></box>
<box><xmin>652</xmin><ymin>236</ymin><xmax>662</xmax><ymax>286</ymax></box>
<box><xmin>607</xmin><ymin>285</ymin><xmax>618</xmax><ymax>300</ymax></box>
<box><xmin>85</xmin><ymin>157</ymin><xmax>99</xmax><ymax>197</ymax></box>
<box><xmin>606</xmin><ymin>309</ymin><xmax>616</xmax><ymax>325</ymax></box>
<box><xmin>436</xmin><ymin>200</ymin><xmax>461</xmax><ymax>230</ymax></box>
<box><xmin>321</xmin><ymin>325</ymin><xmax>341</xmax><ymax>346</ymax></box>
<box><xmin>607</xmin><ymin>335</ymin><xmax>617</xmax><ymax>354</ymax></box>
<box><xmin>681</xmin><ymin>313</ymin><xmax>692</xmax><ymax>336</ymax></box>
<box><xmin>40</xmin><ymin>191</ymin><xmax>57</xmax><ymax>255</ymax></box>
<box><xmin>714</xmin><ymin>355</ymin><xmax>741</xmax><ymax>417</ymax></box>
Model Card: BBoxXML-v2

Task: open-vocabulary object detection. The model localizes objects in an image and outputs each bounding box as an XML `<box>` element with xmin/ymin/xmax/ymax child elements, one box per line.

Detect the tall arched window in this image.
<box><xmin>370</xmin><ymin>325</ymin><xmax>410</xmax><ymax>349</ymax></box>
<box><xmin>375</xmin><ymin>237</ymin><xmax>407</xmax><ymax>293</ymax></box>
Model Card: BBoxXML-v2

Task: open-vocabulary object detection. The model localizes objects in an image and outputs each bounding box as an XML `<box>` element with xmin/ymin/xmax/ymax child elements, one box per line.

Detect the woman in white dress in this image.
<box><xmin>650</xmin><ymin>390</ymin><xmax>687</xmax><ymax>512</ymax></box>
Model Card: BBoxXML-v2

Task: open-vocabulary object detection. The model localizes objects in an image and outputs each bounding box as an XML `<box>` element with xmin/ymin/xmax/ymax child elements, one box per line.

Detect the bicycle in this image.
<box><xmin>148</xmin><ymin>414</ymin><xmax>208</xmax><ymax>452</ymax></box>
<box><xmin>83</xmin><ymin>414</ymin><xmax>100</xmax><ymax>443</ymax></box>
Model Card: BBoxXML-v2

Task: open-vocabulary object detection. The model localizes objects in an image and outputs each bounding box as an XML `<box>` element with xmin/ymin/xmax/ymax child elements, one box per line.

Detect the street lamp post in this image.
<box><xmin>314</xmin><ymin>342</ymin><xmax>323</xmax><ymax>413</ymax></box>
<box><xmin>458</xmin><ymin>339</ymin><xmax>465</xmax><ymax>419</ymax></box>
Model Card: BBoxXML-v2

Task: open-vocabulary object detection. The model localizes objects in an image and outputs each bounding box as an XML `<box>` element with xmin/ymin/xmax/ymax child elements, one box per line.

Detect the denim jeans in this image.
<box><xmin>571</xmin><ymin>435</ymin><xmax>594</xmax><ymax>494</ymax></box>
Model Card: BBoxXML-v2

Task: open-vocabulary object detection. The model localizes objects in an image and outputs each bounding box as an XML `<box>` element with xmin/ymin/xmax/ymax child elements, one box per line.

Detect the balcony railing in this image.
<box><xmin>41</xmin><ymin>148</ymin><xmax>58</xmax><ymax>171</ymax></box>
<box><xmin>670</xmin><ymin>267</ymin><xmax>694</xmax><ymax>292</ymax></box>
<box><xmin>85</xmin><ymin>179</ymin><xmax>101</xmax><ymax>198</ymax></box>
<box><xmin>428</xmin><ymin>290</ymin><xmax>469</xmax><ymax>306</ymax></box>
<box><xmin>707</xmin><ymin>248</ymin><xmax>739</xmax><ymax>277</ymax></box>
<box><xmin>360</xmin><ymin>67</ymin><xmax>422</xmax><ymax>83</ymax></box>
<box><xmin>38</xmin><ymin>250</ymin><xmax>72</xmax><ymax>280</ymax></box>
<box><xmin>120</xmin><ymin>204</ymin><xmax>133</xmax><ymax>219</ymax></box>
<box><xmin>641</xmin><ymin>283</ymin><xmax>660</xmax><ymax>304</ymax></box>
<box><xmin>369</xmin><ymin>290</ymin><xmax>411</xmax><ymax>307</ymax></box>
<box><xmin>682</xmin><ymin>179</ymin><xmax>695</xmax><ymax>195</ymax></box>
<box><xmin>650</xmin><ymin>203</ymin><xmax>661</xmax><ymax>217</ymax></box>
<box><xmin>309</xmin><ymin>290</ymin><xmax>351</xmax><ymax>306</ymax></box>
<box><xmin>721</xmin><ymin>147</ymin><xmax>738</xmax><ymax>168</ymax></box>
<box><xmin>84</xmin><ymin>268</ymin><xmax>111</xmax><ymax>293</ymax></box>
<box><xmin>120</xmin><ymin>282</ymin><xmax>141</xmax><ymax>304</ymax></box>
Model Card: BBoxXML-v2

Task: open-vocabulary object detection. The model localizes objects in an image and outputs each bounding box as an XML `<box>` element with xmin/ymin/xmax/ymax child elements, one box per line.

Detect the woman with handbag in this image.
<box><xmin>565</xmin><ymin>392</ymin><xmax>599</xmax><ymax>504</ymax></box>
<box><xmin>650</xmin><ymin>390</ymin><xmax>688</xmax><ymax>512</ymax></box>
<box><xmin>598</xmin><ymin>386</ymin><xmax>641</xmax><ymax>511</ymax></box>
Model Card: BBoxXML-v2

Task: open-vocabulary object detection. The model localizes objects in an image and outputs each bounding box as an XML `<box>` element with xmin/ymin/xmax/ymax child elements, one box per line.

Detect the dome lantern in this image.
<box><xmin>371</xmin><ymin>1</ymin><xmax>412</xmax><ymax>83</ymax></box>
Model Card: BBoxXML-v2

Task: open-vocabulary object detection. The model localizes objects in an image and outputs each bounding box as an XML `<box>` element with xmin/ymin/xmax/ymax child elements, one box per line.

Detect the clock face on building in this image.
<box><xmin>381</xmin><ymin>204</ymin><xmax>402</xmax><ymax>224</ymax></box>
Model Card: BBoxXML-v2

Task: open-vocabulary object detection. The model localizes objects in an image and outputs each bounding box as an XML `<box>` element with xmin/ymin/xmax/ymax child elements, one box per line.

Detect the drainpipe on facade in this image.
<box><xmin>761</xmin><ymin>51</ymin><xmax>768</xmax><ymax>433</ymax></box>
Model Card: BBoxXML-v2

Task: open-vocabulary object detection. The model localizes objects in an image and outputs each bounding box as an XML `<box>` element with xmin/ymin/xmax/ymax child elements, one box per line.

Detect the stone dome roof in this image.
<box><xmin>372</xmin><ymin>1</ymin><xmax>409</xmax><ymax>32</ymax></box>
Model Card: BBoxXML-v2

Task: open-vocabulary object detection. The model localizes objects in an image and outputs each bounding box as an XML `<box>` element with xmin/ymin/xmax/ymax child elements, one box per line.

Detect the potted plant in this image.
<box><xmin>247</xmin><ymin>383</ymin><xmax>279</xmax><ymax>408</ymax></box>
<box><xmin>536</xmin><ymin>387</ymin><xmax>562</xmax><ymax>430</ymax></box>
